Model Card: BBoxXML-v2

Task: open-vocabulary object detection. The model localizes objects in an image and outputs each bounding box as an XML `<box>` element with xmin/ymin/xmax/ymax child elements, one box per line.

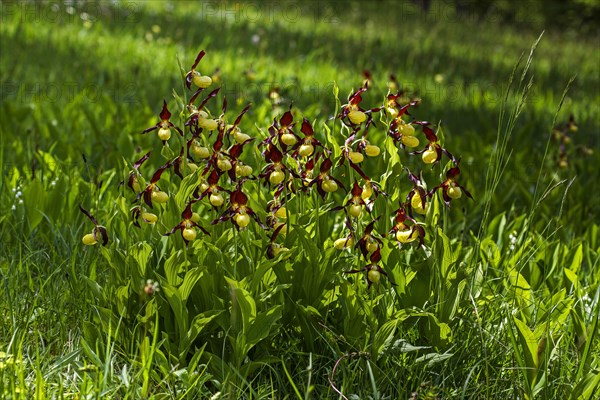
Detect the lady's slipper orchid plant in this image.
<box><xmin>79</xmin><ymin>205</ymin><xmax>108</xmax><ymax>246</ymax></box>
<box><xmin>107</xmin><ymin>49</ymin><xmax>473</xmax><ymax>293</ymax></box>
<box><xmin>165</xmin><ymin>202</ymin><xmax>209</xmax><ymax>245</ymax></box>
<box><xmin>338</xmin><ymin>83</ymin><xmax>381</xmax><ymax>127</ymax></box>
<box><xmin>345</xmin><ymin>249</ymin><xmax>395</xmax><ymax>289</ymax></box>
<box><xmin>185</xmin><ymin>50</ymin><xmax>212</xmax><ymax>90</ymax></box>
<box><xmin>430</xmin><ymin>162</ymin><xmax>473</xmax><ymax>206</ymax></box>
<box><xmin>135</xmin><ymin>161</ymin><xmax>173</xmax><ymax>208</ymax></box>
<box><xmin>141</xmin><ymin>100</ymin><xmax>183</xmax><ymax>145</ymax></box>
<box><xmin>212</xmin><ymin>186</ymin><xmax>264</xmax><ymax>230</ymax></box>
<box><xmin>389</xmin><ymin>205</ymin><xmax>425</xmax><ymax>246</ymax></box>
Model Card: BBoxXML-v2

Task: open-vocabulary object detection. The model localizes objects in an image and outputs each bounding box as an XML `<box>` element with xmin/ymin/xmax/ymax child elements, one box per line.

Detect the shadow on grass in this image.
<box><xmin>2</xmin><ymin>1</ymin><xmax>597</xmax><ymax>109</ymax></box>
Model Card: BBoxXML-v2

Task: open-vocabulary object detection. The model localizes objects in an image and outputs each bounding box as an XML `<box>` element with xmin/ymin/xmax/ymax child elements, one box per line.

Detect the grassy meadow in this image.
<box><xmin>1</xmin><ymin>0</ymin><xmax>599</xmax><ymax>398</ymax></box>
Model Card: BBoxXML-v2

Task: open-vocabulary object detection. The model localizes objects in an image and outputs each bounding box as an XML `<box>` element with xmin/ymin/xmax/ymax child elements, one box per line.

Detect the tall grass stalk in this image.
<box><xmin>467</xmin><ymin>32</ymin><xmax>543</xmax><ymax>398</ymax></box>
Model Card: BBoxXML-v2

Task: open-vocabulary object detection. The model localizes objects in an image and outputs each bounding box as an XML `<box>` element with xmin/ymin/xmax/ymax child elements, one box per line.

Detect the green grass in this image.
<box><xmin>1</xmin><ymin>1</ymin><xmax>599</xmax><ymax>398</ymax></box>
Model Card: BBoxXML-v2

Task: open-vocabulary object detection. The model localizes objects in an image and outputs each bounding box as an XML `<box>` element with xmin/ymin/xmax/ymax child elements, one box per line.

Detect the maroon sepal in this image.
<box><xmin>185</xmin><ymin>50</ymin><xmax>207</xmax><ymax>89</ymax></box>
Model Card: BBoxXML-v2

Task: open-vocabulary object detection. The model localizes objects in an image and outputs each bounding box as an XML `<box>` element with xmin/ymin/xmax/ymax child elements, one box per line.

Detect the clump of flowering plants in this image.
<box><xmin>81</xmin><ymin>50</ymin><xmax>473</xmax><ymax>384</ymax></box>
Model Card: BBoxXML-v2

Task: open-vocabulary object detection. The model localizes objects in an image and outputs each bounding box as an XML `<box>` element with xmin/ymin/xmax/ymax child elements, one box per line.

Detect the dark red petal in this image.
<box><xmin>211</xmin><ymin>211</ymin><xmax>232</xmax><ymax>225</ymax></box>
<box><xmin>350</xmin><ymin>92</ymin><xmax>363</xmax><ymax>106</ymax></box>
<box><xmin>266</xmin><ymin>244</ymin><xmax>276</xmax><ymax>259</ymax></box>
<box><xmin>269</xmin><ymin>145</ymin><xmax>284</xmax><ymax>163</ymax></box>
<box><xmin>320</xmin><ymin>158</ymin><xmax>332</xmax><ymax>173</ymax></box>
<box><xmin>249</xmin><ymin>210</ymin><xmax>266</xmax><ymax>229</ymax></box>
<box><xmin>213</xmin><ymin>132</ymin><xmax>224</xmax><ymax>152</ymax></box>
<box><xmin>267</xmin><ymin>125</ymin><xmax>278</xmax><ymax>138</ymax></box>
<box><xmin>416</xmin><ymin>225</ymin><xmax>426</xmax><ymax>246</ymax></box>
<box><xmin>349</xmin><ymin>162</ymin><xmax>369</xmax><ymax>181</ymax></box>
<box><xmin>230</xmin><ymin>190</ymin><xmax>248</xmax><ymax>206</ymax></box>
<box><xmin>143</xmin><ymin>189</ymin><xmax>153</xmax><ymax>209</ymax></box>
<box><xmin>418</xmin><ymin>122</ymin><xmax>438</xmax><ymax>142</ymax></box>
<box><xmin>172</xmin><ymin>150</ymin><xmax>184</xmax><ymax>180</ymax></box>
<box><xmin>396</xmin><ymin>100</ymin><xmax>420</xmax><ymax>118</ymax></box>
<box><xmin>141</xmin><ymin>124</ymin><xmax>159</xmax><ymax>135</ymax></box>
<box><xmin>133</xmin><ymin>151</ymin><xmax>152</xmax><ymax>169</ymax></box>
<box><xmin>370</xmin><ymin>248</ymin><xmax>381</xmax><ymax>263</ymax></box>
<box><xmin>406</xmin><ymin>169</ymin><xmax>420</xmax><ymax>186</ymax></box>
<box><xmin>442</xmin><ymin>189</ymin><xmax>451</xmax><ymax>205</ymax></box>
<box><xmin>98</xmin><ymin>226</ymin><xmax>109</xmax><ymax>246</ymax></box>
<box><xmin>188</xmin><ymin>88</ymin><xmax>205</xmax><ymax>106</ymax></box>
<box><xmin>270</xmin><ymin>223</ymin><xmax>285</xmax><ymax>241</ymax></box>
<box><xmin>165</xmin><ymin>224</ymin><xmax>184</xmax><ymax>236</ymax></box>
<box><xmin>280</xmin><ymin>109</ymin><xmax>293</xmax><ymax>127</ymax></box>
<box><xmin>301</xmin><ymin>118</ymin><xmax>314</xmax><ymax>137</ymax></box>
<box><xmin>446</xmin><ymin>166</ymin><xmax>461</xmax><ymax>180</ymax></box>
<box><xmin>461</xmin><ymin>184</ymin><xmax>474</xmax><ymax>199</ymax></box>
<box><xmin>316</xmin><ymin>181</ymin><xmax>325</xmax><ymax>198</ymax></box>
<box><xmin>198</xmin><ymin>224</ymin><xmax>210</xmax><ymax>235</ymax></box>
<box><xmin>191</xmin><ymin>50</ymin><xmax>206</xmax><ymax>70</ymax></box>
<box><xmin>364</xmin><ymin>218</ymin><xmax>378</xmax><ymax>235</ymax></box>
<box><xmin>344</xmin><ymin>217</ymin><xmax>354</xmax><ymax>231</ymax></box>
<box><xmin>394</xmin><ymin>207</ymin><xmax>407</xmax><ymax>224</ymax></box>
<box><xmin>127</xmin><ymin>173</ymin><xmax>137</xmax><ymax>192</ymax></box>
<box><xmin>173</xmin><ymin>125</ymin><xmax>184</xmax><ymax>137</ymax></box>
<box><xmin>344</xmin><ymin>269</ymin><xmax>363</xmax><ymax>274</ymax></box>
<box><xmin>233</xmin><ymin>104</ymin><xmax>252</xmax><ymax>127</ymax></box>
<box><xmin>131</xmin><ymin>207</ymin><xmax>141</xmax><ymax>228</ymax></box>
<box><xmin>198</xmin><ymin>88</ymin><xmax>221</xmax><ymax>110</ymax></box>
<box><xmin>417</xmin><ymin>189</ymin><xmax>427</xmax><ymax>207</ymax></box>
<box><xmin>305</xmin><ymin>158</ymin><xmax>315</xmax><ymax>172</ymax></box>
<box><xmin>150</xmin><ymin>161</ymin><xmax>172</xmax><ymax>184</ymax></box>
<box><xmin>78</xmin><ymin>205</ymin><xmax>98</xmax><ymax>225</ymax></box>
<box><xmin>427</xmin><ymin>184</ymin><xmax>442</xmax><ymax>197</ymax></box>
<box><xmin>159</xmin><ymin>100</ymin><xmax>171</xmax><ymax>121</ymax></box>
<box><xmin>207</xmin><ymin>170</ymin><xmax>220</xmax><ymax>185</ymax></box>
<box><xmin>349</xmin><ymin>84</ymin><xmax>368</xmax><ymax>105</ymax></box>
<box><xmin>358</xmin><ymin>238</ymin><xmax>368</xmax><ymax>258</ymax></box>
<box><xmin>228</xmin><ymin>144</ymin><xmax>244</xmax><ymax>160</ymax></box>
<box><xmin>182</xmin><ymin>202</ymin><xmax>193</xmax><ymax>220</ymax></box>
<box><xmin>227</xmin><ymin>164</ymin><xmax>238</xmax><ymax>182</ymax></box>
<box><xmin>222</xmin><ymin>97</ymin><xmax>227</xmax><ymax>115</ymax></box>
